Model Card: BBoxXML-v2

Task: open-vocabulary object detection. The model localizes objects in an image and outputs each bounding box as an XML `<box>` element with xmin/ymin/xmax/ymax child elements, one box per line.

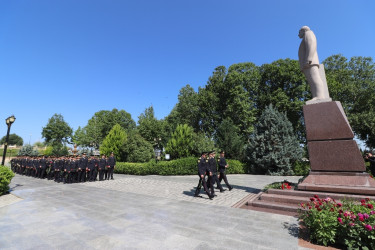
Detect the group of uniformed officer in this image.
<box><xmin>10</xmin><ymin>152</ymin><xmax>116</xmax><ymax>184</ymax></box>
<box><xmin>194</xmin><ymin>150</ymin><xmax>233</xmax><ymax>199</ymax></box>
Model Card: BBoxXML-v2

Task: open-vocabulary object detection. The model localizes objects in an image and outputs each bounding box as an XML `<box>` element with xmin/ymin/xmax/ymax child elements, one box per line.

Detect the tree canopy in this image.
<box><xmin>100</xmin><ymin>124</ymin><xmax>128</xmax><ymax>161</ymax></box>
<box><xmin>0</xmin><ymin>134</ymin><xmax>23</xmax><ymax>146</ymax></box>
<box><xmin>42</xmin><ymin>114</ymin><xmax>73</xmax><ymax>146</ymax></box>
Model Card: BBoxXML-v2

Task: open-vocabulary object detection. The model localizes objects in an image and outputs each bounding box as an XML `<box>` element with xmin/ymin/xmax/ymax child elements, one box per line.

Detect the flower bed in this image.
<box><xmin>299</xmin><ymin>195</ymin><xmax>375</xmax><ymax>249</ymax></box>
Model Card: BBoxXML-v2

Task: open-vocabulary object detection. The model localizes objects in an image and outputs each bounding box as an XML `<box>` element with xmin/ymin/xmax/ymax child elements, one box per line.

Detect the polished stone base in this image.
<box><xmin>303</xmin><ymin>101</ymin><xmax>353</xmax><ymax>141</ymax></box>
<box><xmin>308</xmin><ymin>140</ymin><xmax>366</xmax><ymax>171</ymax></box>
<box><xmin>298</xmin><ymin>171</ymin><xmax>375</xmax><ymax>195</ymax></box>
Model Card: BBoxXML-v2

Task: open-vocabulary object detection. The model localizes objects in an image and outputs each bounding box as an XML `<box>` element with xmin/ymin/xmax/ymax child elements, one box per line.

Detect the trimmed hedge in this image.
<box><xmin>114</xmin><ymin>157</ymin><xmax>248</xmax><ymax>175</ymax></box>
<box><xmin>0</xmin><ymin>165</ymin><xmax>15</xmax><ymax>195</ymax></box>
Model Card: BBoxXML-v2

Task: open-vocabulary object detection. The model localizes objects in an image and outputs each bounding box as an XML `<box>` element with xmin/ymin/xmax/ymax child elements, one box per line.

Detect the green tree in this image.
<box><xmin>100</xmin><ymin>124</ymin><xmax>127</xmax><ymax>161</ymax></box>
<box><xmin>0</xmin><ymin>134</ymin><xmax>23</xmax><ymax>146</ymax></box>
<box><xmin>245</xmin><ymin>105</ymin><xmax>302</xmax><ymax>175</ymax></box>
<box><xmin>193</xmin><ymin>132</ymin><xmax>216</xmax><ymax>156</ymax></box>
<box><xmin>324</xmin><ymin>55</ymin><xmax>375</xmax><ymax>148</ymax></box>
<box><xmin>171</xmin><ymin>85</ymin><xmax>200</xmax><ymax>131</ymax></box>
<box><xmin>165</xmin><ymin>124</ymin><xmax>195</xmax><ymax>159</ymax></box>
<box><xmin>137</xmin><ymin>106</ymin><xmax>168</xmax><ymax>149</ymax></box>
<box><xmin>17</xmin><ymin>144</ymin><xmax>39</xmax><ymax>156</ymax></box>
<box><xmin>215</xmin><ymin>118</ymin><xmax>245</xmax><ymax>160</ymax></box>
<box><xmin>84</xmin><ymin>109</ymin><xmax>136</xmax><ymax>148</ymax></box>
<box><xmin>257</xmin><ymin>59</ymin><xmax>308</xmax><ymax>142</ymax></box>
<box><xmin>125</xmin><ymin>131</ymin><xmax>154</xmax><ymax>162</ymax></box>
<box><xmin>41</xmin><ymin>114</ymin><xmax>73</xmax><ymax>156</ymax></box>
<box><xmin>72</xmin><ymin>126</ymin><xmax>90</xmax><ymax>147</ymax></box>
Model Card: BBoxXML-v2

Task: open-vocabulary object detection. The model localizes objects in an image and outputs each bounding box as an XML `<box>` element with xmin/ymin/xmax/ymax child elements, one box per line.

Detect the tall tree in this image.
<box><xmin>245</xmin><ymin>105</ymin><xmax>302</xmax><ymax>175</ymax></box>
<box><xmin>99</xmin><ymin>124</ymin><xmax>127</xmax><ymax>161</ymax></box>
<box><xmin>137</xmin><ymin>106</ymin><xmax>167</xmax><ymax>149</ymax></box>
<box><xmin>215</xmin><ymin>118</ymin><xmax>245</xmax><ymax>160</ymax></box>
<box><xmin>0</xmin><ymin>134</ymin><xmax>23</xmax><ymax>146</ymax></box>
<box><xmin>42</xmin><ymin>113</ymin><xmax>73</xmax><ymax>150</ymax></box>
<box><xmin>257</xmin><ymin>58</ymin><xmax>308</xmax><ymax>142</ymax></box>
<box><xmin>84</xmin><ymin>108</ymin><xmax>136</xmax><ymax>148</ymax></box>
<box><xmin>165</xmin><ymin>124</ymin><xmax>195</xmax><ymax>159</ymax></box>
<box><xmin>174</xmin><ymin>84</ymin><xmax>200</xmax><ymax>130</ymax></box>
<box><xmin>324</xmin><ymin>55</ymin><xmax>375</xmax><ymax>148</ymax></box>
<box><xmin>72</xmin><ymin>126</ymin><xmax>90</xmax><ymax>147</ymax></box>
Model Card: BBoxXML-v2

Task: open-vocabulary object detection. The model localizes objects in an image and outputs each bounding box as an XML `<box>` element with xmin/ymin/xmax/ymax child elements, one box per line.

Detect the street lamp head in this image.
<box><xmin>6</xmin><ymin>115</ymin><xmax>16</xmax><ymax>126</ymax></box>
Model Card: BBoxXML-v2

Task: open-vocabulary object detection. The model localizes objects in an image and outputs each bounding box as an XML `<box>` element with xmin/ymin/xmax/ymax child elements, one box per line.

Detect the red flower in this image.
<box><xmin>359</xmin><ymin>216</ymin><xmax>364</xmax><ymax>222</ymax></box>
<box><xmin>367</xmin><ymin>204</ymin><xmax>374</xmax><ymax>209</ymax></box>
<box><xmin>361</xmin><ymin>199</ymin><xmax>366</xmax><ymax>204</ymax></box>
<box><xmin>310</xmin><ymin>197</ymin><xmax>315</xmax><ymax>201</ymax></box>
<box><xmin>337</xmin><ymin>203</ymin><xmax>342</xmax><ymax>207</ymax></box>
<box><xmin>314</xmin><ymin>195</ymin><xmax>319</xmax><ymax>199</ymax></box>
<box><xmin>365</xmin><ymin>224</ymin><xmax>373</xmax><ymax>231</ymax></box>
<box><xmin>337</xmin><ymin>217</ymin><xmax>343</xmax><ymax>224</ymax></box>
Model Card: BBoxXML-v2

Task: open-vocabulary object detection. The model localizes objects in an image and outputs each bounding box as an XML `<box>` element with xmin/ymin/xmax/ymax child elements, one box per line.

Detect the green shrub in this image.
<box><xmin>114</xmin><ymin>157</ymin><xmax>248</xmax><ymax>175</ymax></box>
<box><xmin>0</xmin><ymin>165</ymin><xmax>15</xmax><ymax>195</ymax></box>
<box><xmin>226</xmin><ymin>160</ymin><xmax>248</xmax><ymax>174</ymax></box>
<box><xmin>293</xmin><ymin>160</ymin><xmax>310</xmax><ymax>176</ymax></box>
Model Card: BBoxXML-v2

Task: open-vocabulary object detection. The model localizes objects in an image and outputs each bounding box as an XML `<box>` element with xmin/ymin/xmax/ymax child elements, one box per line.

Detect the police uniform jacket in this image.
<box><xmin>40</xmin><ymin>158</ymin><xmax>46</xmax><ymax>169</ymax></box>
<box><xmin>108</xmin><ymin>156</ymin><xmax>116</xmax><ymax>167</ymax></box>
<box><xmin>218</xmin><ymin>157</ymin><xmax>227</xmax><ymax>173</ymax></box>
<box><xmin>208</xmin><ymin>157</ymin><xmax>217</xmax><ymax>174</ymax></box>
<box><xmin>99</xmin><ymin>158</ymin><xmax>106</xmax><ymax>170</ymax></box>
<box><xmin>198</xmin><ymin>157</ymin><xmax>207</xmax><ymax>176</ymax></box>
<box><xmin>80</xmin><ymin>157</ymin><xmax>88</xmax><ymax>170</ymax></box>
<box><xmin>87</xmin><ymin>159</ymin><xmax>95</xmax><ymax>170</ymax></box>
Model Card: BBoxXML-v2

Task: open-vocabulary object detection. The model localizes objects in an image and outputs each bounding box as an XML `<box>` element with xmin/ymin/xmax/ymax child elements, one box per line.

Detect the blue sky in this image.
<box><xmin>0</xmin><ymin>0</ymin><xmax>374</xmax><ymax>145</ymax></box>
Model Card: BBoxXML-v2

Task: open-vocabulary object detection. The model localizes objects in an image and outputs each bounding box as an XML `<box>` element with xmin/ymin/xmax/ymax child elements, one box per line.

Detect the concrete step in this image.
<box><xmin>260</xmin><ymin>193</ymin><xmax>310</xmax><ymax>204</ymax></box>
<box><xmin>251</xmin><ymin>199</ymin><xmax>299</xmax><ymax>213</ymax></box>
<box><xmin>267</xmin><ymin>188</ymin><xmax>375</xmax><ymax>201</ymax></box>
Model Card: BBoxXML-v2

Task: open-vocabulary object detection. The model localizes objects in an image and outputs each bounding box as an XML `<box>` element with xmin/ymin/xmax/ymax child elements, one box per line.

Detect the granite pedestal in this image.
<box><xmin>298</xmin><ymin>101</ymin><xmax>375</xmax><ymax>194</ymax></box>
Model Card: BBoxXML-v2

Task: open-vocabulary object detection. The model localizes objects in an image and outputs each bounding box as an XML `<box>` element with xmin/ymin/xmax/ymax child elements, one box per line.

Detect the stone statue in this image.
<box><xmin>298</xmin><ymin>26</ymin><xmax>331</xmax><ymax>104</ymax></box>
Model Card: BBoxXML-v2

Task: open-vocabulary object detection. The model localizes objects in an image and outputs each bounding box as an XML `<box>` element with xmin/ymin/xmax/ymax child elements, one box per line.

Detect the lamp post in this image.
<box><xmin>2</xmin><ymin>115</ymin><xmax>16</xmax><ymax>166</ymax></box>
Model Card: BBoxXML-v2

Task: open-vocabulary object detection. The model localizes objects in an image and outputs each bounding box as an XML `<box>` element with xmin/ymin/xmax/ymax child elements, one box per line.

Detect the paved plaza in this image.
<box><xmin>0</xmin><ymin>174</ymin><xmax>311</xmax><ymax>249</ymax></box>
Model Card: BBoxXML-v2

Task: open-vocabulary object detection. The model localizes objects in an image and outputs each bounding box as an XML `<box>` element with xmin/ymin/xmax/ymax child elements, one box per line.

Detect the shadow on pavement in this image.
<box><xmin>182</xmin><ymin>185</ymin><xmax>261</xmax><ymax>198</ymax></box>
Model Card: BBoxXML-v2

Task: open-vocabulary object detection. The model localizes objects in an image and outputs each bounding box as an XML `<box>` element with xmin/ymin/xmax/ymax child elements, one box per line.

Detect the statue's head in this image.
<box><xmin>298</xmin><ymin>26</ymin><xmax>310</xmax><ymax>38</ymax></box>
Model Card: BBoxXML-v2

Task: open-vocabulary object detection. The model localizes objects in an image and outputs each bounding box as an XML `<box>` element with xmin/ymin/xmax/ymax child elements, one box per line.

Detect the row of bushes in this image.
<box><xmin>114</xmin><ymin>156</ymin><xmax>311</xmax><ymax>176</ymax></box>
<box><xmin>0</xmin><ymin>165</ymin><xmax>15</xmax><ymax>195</ymax></box>
<box><xmin>114</xmin><ymin>157</ymin><xmax>248</xmax><ymax>175</ymax></box>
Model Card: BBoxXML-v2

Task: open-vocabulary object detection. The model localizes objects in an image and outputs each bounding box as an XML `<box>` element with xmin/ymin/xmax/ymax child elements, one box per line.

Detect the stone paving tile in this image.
<box><xmin>78</xmin><ymin>175</ymin><xmax>277</xmax><ymax>207</ymax></box>
<box><xmin>0</xmin><ymin>174</ymin><xmax>308</xmax><ymax>250</ymax></box>
<box><xmin>0</xmin><ymin>193</ymin><xmax>22</xmax><ymax>208</ymax></box>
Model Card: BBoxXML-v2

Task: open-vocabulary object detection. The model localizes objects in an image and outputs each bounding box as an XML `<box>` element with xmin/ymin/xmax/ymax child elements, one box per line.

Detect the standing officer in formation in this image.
<box><xmin>10</xmin><ymin>153</ymin><xmax>116</xmax><ymax>184</ymax></box>
<box><xmin>107</xmin><ymin>152</ymin><xmax>116</xmax><ymax>180</ymax></box>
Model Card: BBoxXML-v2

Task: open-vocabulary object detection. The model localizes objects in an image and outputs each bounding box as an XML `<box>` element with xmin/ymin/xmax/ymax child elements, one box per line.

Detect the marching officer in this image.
<box><xmin>218</xmin><ymin>151</ymin><xmax>233</xmax><ymax>191</ymax></box>
<box><xmin>208</xmin><ymin>151</ymin><xmax>225</xmax><ymax>193</ymax></box>
<box><xmin>194</xmin><ymin>152</ymin><xmax>214</xmax><ymax>199</ymax></box>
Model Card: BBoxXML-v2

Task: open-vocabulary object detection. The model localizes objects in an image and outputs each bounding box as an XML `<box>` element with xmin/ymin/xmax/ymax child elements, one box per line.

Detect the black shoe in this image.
<box><xmin>194</xmin><ymin>194</ymin><xmax>202</xmax><ymax>198</ymax></box>
<box><xmin>220</xmin><ymin>189</ymin><xmax>225</xmax><ymax>193</ymax></box>
<box><xmin>209</xmin><ymin>194</ymin><xmax>214</xmax><ymax>200</ymax></box>
<box><xmin>229</xmin><ymin>187</ymin><xmax>233</xmax><ymax>191</ymax></box>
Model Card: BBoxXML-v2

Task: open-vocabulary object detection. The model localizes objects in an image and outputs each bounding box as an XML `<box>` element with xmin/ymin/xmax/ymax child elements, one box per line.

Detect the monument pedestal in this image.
<box><xmin>298</xmin><ymin>101</ymin><xmax>375</xmax><ymax>195</ymax></box>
